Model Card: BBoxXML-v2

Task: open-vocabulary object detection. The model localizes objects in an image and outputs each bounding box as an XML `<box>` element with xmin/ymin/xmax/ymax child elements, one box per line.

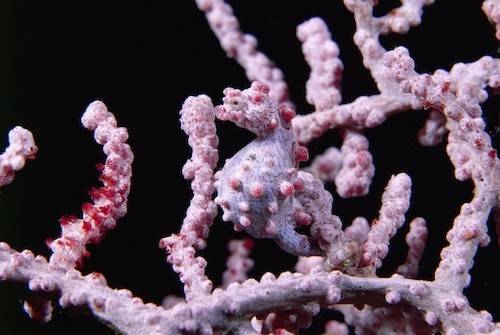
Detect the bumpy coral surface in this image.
<box><xmin>0</xmin><ymin>1</ymin><xmax>498</xmax><ymax>334</ymax></box>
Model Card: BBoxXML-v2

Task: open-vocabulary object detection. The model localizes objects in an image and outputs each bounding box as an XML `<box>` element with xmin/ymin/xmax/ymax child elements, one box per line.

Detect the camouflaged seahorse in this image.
<box><xmin>214</xmin><ymin>81</ymin><xmax>340</xmax><ymax>256</ymax></box>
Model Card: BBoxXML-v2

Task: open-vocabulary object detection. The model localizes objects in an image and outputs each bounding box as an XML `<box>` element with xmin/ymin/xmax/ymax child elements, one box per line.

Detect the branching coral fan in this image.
<box><xmin>0</xmin><ymin>0</ymin><xmax>499</xmax><ymax>334</ymax></box>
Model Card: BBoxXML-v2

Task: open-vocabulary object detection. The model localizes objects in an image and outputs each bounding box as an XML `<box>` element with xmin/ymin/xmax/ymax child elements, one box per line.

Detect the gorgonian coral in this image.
<box><xmin>0</xmin><ymin>1</ymin><xmax>498</xmax><ymax>334</ymax></box>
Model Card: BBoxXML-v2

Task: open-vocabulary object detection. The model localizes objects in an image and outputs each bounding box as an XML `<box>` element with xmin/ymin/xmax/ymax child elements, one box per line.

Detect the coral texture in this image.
<box><xmin>0</xmin><ymin>1</ymin><xmax>499</xmax><ymax>334</ymax></box>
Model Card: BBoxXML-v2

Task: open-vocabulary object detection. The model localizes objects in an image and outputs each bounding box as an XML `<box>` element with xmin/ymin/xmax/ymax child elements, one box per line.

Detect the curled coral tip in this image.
<box><xmin>81</xmin><ymin>101</ymin><xmax>111</xmax><ymax>131</ymax></box>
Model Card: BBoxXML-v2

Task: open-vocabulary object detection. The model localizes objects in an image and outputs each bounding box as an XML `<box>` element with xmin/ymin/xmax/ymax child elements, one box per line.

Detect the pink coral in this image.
<box><xmin>0</xmin><ymin>127</ymin><xmax>37</xmax><ymax>187</ymax></box>
<box><xmin>483</xmin><ymin>0</ymin><xmax>500</xmax><ymax>39</ymax></box>
<box><xmin>0</xmin><ymin>1</ymin><xmax>498</xmax><ymax>335</ymax></box>
<box><xmin>48</xmin><ymin>101</ymin><xmax>133</xmax><ymax>270</ymax></box>
<box><xmin>222</xmin><ymin>238</ymin><xmax>254</xmax><ymax>287</ymax></box>
<box><xmin>297</xmin><ymin>17</ymin><xmax>343</xmax><ymax>111</ymax></box>
<box><xmin>160</xmin><ymin>95</ymin><xmax>218</xmax><ymax>300</ymax></box>
<box><xmin>194</xmin><ymin>0</ymin><xmax>290</xmax><ymax>104</ymax></box>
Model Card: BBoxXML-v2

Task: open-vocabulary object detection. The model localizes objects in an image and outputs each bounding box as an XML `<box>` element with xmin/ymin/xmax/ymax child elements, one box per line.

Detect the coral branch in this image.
<box><xmin>0</xmin><ymin>126</ymin><xmax>37</xmax><ymax>187</ymax></box>
<box><xmin>4</xmin><ymin>244</ymin><xmax>499</xmax><ymax>334</ymax></box>
<box><xmin>297</xmin><ymin>17</ymin><xmax>343</xmax><ymax>111</ymax></box>
<box><xmin>195</xmin><ymin>0</ymin><xmax>290</xmax><ymax>104</ymax></box>
<box><xmin>417</xmin><ymin>109</ymin><xmax>447</xmax><ymax>146</ymax></box>
<box><xmin>336</xmin><ymin>303</ymin><xmax>431</xmax><ymax>335</ymax></box>
<box><xmin>382</xmin><ymin>46</ymin><xmax>500</xmax><ymax>292</ymax></box>
<box><xmin>295</xmin><ymin>256</ymin><xmax>324</xmax><ymax>274</ymax></box>
<box><xmin>361</xmin><ymin>173</ymin><xmax>412</xmax><ymax>271</ymax></box>
<box><xmin>495</xmin><ymin>208</ymin><xmax>500</xmax><ymax>247</ymax></box>
<box><xmin>344</xmin><ymin>0</ymin><xmax>431</xmax><ymax>92</ymax></box>
<box><xmin>397</xmin><ymin>217</ymin><xmax>428</xmax><ymax>278</ymax></box>
<box><xmin>375</xmin><ymin>0</ymin><xmax>435</xmax><ymax>35</ymax></box>
<box><xmin>23</xmin><ymin>296</ymin><xmax>53</xmax><ymax>323</ymax></box>
<box><xmin>334</xmin><ymin>130</ymin><xmax>374</xmax><ymax>198</ymax></box>
<box><xmin>292</xmin><ymin>94</ymin><xmax>412</xmax><ymax>143</ymax></box>
<box><xmin>435</xmin><ymin>197</ymin><xmax>496</xmax><ymax>292</ymax></box>
<box><xmin>343</xmin><ymin>0</ymin><xmax>395</xmax><ymax>91</ymax></box>
<box><xmin>0</xmin><ymin>1</ymin><xmax>498</xmax><ymax>333</ymax></box>
<box><xmin>344</xmin><ymin>217</ymin><xmax>370</xmax><ymax>247</ymax></box>
<box><xmin>296</xmin><ymin>15</ymin><xmax>377</xmax><ymax>204</ymax></box>
<box><xmin>48</xmin><ymin>101</ymin><xmax>133</xmax><ymax>269</ymax></box>
<box><xmin>160</xmin><ymin>95</ymin><xmax>218</xmax><ymax>301</ymax></box>
<box><xmin>322</xmin><ymin>320</ymin><xmax>349</xmax><ymax>335</ymax></box>
<box><xmin>222</xmin><ymin>239</ymin><xmax>254</xmax><ymax>287</ymax></box>
<box><xmin>483</xmin><ymin>0</ymin><xmax>500</xmax><ymax>39</ymax></box>
<box><xmin>290</xmin><ymin>0</ymin><xmax>434</xmax><ymax>144</ymax></box>
<box><xmin>308</xmin><ymin>146</ymin><xmax>343</xmax><ymax>182</ymax></box>
<box><xmin>0</xmin><ymin>245</ymin><xmax>173</xmax><ymax>335</ymax></box>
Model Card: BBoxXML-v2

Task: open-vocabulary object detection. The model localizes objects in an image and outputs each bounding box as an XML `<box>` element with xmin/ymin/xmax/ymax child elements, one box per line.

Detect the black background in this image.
<box><xmin>0</xmin><ymin>0</ymin><xmax>498</xmax><ymax>334</ymax></box>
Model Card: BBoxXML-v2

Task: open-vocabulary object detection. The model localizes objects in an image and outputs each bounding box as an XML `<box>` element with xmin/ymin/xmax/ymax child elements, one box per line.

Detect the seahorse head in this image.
<box><xmin>215</xmin><ymin>81</ymin><xmax>295</xmax><ymax>137</ymax></box>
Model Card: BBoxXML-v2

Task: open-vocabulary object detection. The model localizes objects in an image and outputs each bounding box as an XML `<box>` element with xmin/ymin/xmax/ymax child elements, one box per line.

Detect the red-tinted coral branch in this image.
<box><xmin>48</xmin><ymin>101</ymin><xmax>133</xmax><ymax>270</ymax></box>
<box><xmin>343</xmin><ymin>0</ymin><xmax>397</xmax><ymax>91</ymax></box>
<box><xmin>0</xmin><ymin>126</ymin><xmax>37</xmax><ymax>187</ymax></box>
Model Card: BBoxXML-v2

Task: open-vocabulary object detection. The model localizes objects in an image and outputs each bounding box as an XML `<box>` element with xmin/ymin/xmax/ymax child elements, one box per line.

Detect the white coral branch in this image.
<box><xmin>0</xmin><ymin>126</ymin><xmax>37</xmax><ymax>186</ymax></box>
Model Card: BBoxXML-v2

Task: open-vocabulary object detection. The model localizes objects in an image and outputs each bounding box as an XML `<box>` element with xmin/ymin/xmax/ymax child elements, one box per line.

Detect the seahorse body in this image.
<box><xmin>214</xmin><ymin>82</ymin><xmax>314</xmax><ymax>255</ymax></box>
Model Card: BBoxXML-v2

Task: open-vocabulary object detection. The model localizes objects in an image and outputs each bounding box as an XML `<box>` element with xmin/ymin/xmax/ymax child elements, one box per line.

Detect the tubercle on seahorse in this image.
<box><xmin>214</xmin><ymin>81</ymin><xmax>344</xmax><ymax>258</ymax></box>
